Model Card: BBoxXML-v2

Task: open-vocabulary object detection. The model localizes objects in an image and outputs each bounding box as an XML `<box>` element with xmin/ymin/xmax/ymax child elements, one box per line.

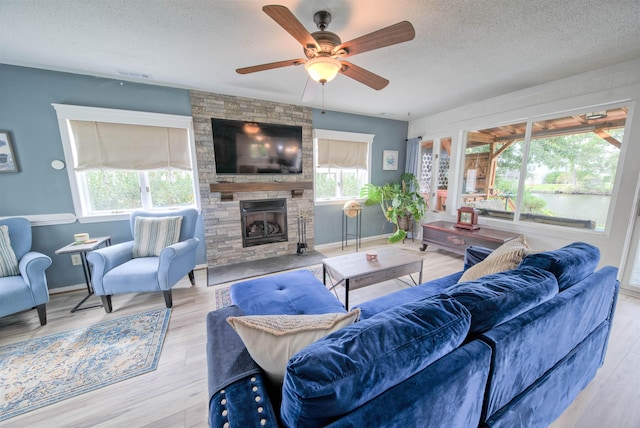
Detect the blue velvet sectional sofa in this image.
<box><xmin>206</xmin><ymin>242</ymin><xmax>619</xmax><ymax>427</ymax></box>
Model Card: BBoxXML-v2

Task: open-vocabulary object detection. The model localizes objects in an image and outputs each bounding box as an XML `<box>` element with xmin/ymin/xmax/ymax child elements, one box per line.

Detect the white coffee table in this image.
<box><xmin>322</xmin><ymin>247</ymin><xmax>424</xmax><ymax>309</ymax></box>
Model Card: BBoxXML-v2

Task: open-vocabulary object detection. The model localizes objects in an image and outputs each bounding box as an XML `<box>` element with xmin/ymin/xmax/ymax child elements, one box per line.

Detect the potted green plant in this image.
<box><xmin>359</xmin><ymin>172</ymin><xmax>427</xmax><ymax>243</ymax></box>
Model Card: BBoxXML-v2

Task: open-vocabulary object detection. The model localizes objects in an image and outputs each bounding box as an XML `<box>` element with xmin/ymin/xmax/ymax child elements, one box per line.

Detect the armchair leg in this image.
<box><xmin>163</xmin><ymin>290</ymin><xmax>173</xmax><ymax>308</ymax></box>
<box><xmin>36</xmin><ymin>304</ymin><xmax>47</xmax><ymax>326</ymax></box>
<box><xmin>101</xmin><ymin>295</ymin><xmax>113</xmax><ymax>313</ymax></box>
<box><xmin>188</xmin><ymin>270</ymin><xmax>196</xmax><ymax>285</ymax></box>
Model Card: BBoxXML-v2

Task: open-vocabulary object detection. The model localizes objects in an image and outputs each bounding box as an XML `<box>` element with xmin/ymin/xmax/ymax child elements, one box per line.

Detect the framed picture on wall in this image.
<box><xmin>0</xmin><ymin>131</ymin><xmax>18</xmax><ymax>173</ymax></box>
<box><xmin>382</xmin><ymin>150</ymin><xmax>399</xmax><ymax>170</ymax></box>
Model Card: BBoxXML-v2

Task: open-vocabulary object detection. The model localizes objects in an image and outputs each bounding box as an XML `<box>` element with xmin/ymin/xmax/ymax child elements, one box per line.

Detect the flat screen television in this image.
<box><xmin>212</xmin><ymin>118</ymin><xmax>303</xmax><ymax>174</ymax></box>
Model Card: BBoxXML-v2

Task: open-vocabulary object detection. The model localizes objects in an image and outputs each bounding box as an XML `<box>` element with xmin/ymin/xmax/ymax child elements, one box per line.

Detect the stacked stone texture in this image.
<box><xmin>190</xmin><ymin>91</ymin><xmax>314</xmax><ymax>266</ymax></box>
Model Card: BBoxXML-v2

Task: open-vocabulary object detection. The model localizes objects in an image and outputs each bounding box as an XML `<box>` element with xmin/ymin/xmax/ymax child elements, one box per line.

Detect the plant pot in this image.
<box><xmin>397</xmin><ymin>214</ymin><xmax>412</xmax><ymax>231</ymax></box>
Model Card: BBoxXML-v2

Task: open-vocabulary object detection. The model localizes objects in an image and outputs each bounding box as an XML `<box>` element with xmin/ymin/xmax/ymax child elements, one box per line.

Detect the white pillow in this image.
<box><xmin>132</xmin><ymin>216</ymin><xmax>183</xmax><ymax>258</ymax></box>
<box><xmin>458</xmin><ymin>235</ymin><xmax>531</xmax><ymax>282</ymax></box>
<box><xmin>227</xmin><ymin>309</ymin><xmax>360</xmax><ymax>384</ymax></box>
<box><xmin>0</xmin><ymin>225</ymin><xmax>20</xmax><ymax>278</ymax></box>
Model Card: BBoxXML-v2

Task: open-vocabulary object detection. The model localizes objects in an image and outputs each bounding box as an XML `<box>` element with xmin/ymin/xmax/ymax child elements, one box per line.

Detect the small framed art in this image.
<box><xmin>382</xmin><ymin>150</ymin><xmax>398</xmax><ymax>170</ymax></box>
<box><xmin>0</xmin><ymin>131</ymin><xmax>18</xmax><ymax>173</ymax></box>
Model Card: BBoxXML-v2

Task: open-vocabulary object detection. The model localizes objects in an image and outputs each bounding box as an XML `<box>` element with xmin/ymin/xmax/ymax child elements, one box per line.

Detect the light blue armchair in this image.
<box><xmin>0</xmin><ymin>217</ymin><xmax>52</xmax><ymax>325</ymax></box>
<box><xmin>87</xmin><ymin>208</ymin><xmax>199</xmax><ymax>313</ymax></box>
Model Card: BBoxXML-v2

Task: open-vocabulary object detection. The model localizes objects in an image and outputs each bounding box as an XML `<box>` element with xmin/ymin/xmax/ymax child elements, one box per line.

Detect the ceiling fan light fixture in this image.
<box><xmin>305</xmin><ymin>57</ymin><xmax>341</xmax><ymax>83</ymax></box>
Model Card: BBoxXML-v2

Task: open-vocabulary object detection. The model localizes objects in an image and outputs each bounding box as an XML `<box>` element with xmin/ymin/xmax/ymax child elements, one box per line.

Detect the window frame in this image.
<box><xmin>313</xmin><ymin>129</ymin><xmax>374</xmax><ymax>206</ymax></box>
<box><xmin>52</xmin><ymin>104</ymin><xmax>201</xmax><ymax>223</ymax></box>
<box><xmin>456</xmin><ymin>102</ymin><xmax>630</xmax><ymax>235</ymax></box>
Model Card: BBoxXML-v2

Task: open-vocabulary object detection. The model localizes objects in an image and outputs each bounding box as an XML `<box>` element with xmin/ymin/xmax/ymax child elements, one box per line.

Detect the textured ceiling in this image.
<box><xmin>1</xmin><ymin>0</ymin><xmax>640</xmax><ymax>119</ymax></box>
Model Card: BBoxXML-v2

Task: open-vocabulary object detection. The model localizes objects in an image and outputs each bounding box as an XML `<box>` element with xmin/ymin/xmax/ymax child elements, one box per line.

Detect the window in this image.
<box><xmin>313</xmin><ymin>129</ymin><xmax>374</xmax><ymax>203</ymax></box>
<box><xmin>53</xmin><ymin>104</ymin><xmax>200</xmax><ymax>222</ymax></box>
<box><xmin>460</xmin><ymin>106</ymin><xmax>627</xmax><ymax>232</ymax></box>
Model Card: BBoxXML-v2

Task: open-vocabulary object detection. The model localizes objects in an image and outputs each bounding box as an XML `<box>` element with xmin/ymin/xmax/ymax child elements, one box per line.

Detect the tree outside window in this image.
<box><xmin>85</xmin><ymin>170</ymin><xmax>195</xmax><ymax>214</ymax></box>
<box><xmin>315</xmin><ymin>167</ymin><xmax>367</xmax><ymax>200</ymax></box>
<box><xmin>313</xmin><ymin>130</ymin><xmax>373</xmax><ymax>203</ymax></box>
<box><xmin>53</xmin><ymin>104</ymin><xmax>199</xmax><ymax>221</ymax></box>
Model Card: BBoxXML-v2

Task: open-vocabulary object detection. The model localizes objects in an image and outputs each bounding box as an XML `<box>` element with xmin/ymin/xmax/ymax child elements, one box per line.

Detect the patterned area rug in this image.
<box><xmin>214</xmin><ymin>265</ymin><xmax>326</xmax><ymax>309</ymax></box>
<box><xmin>0</xmin><ymin>308</ymin><xmax>171</xmax><ymax>421</ymax></box>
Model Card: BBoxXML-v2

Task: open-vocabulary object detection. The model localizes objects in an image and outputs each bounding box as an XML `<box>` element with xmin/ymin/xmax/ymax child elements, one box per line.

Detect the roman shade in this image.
<box><xmin>69</xmin><ymin>120</ymin><xmax>191</xmax><ymax>171</ymax></box>
<box><xmin>317</xmin><ymin>138</ymin><xmax>368</xmax><ymax>169</ymax></box>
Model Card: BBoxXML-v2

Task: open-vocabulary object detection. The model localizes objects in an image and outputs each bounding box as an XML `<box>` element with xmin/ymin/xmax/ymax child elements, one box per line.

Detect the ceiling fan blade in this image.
<box><xmin>236</xmin><ymin>58</ymin><xmax>306</xmax><ymax>74</ymax></box>
<box><xmin>333</xmin><ymin>21</ymin><xmax>415</xmax><ymax>57</ymax></box>
<box><xmin>339</xmin><ymin>61</ymin><xmax>389</xmax><ymax>90</ymax></box>
<box><xmin>262</xmin><ymin>5</ymin><xmax>319</xmax><ymax>50</ymax></box>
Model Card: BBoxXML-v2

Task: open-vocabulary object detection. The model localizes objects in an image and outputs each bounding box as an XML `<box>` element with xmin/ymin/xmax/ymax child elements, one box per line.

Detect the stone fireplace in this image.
<box><xmin>190</xmin><ymin>90</ymin><xmax>315</xmax><ymax>267</ymax></box>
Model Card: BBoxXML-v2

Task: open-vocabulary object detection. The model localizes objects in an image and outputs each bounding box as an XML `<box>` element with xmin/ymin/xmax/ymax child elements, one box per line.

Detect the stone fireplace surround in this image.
<box><xmin>190</xmin><ymin>91</ymin><xmax>315</xmax><ymax>267</ymax></box>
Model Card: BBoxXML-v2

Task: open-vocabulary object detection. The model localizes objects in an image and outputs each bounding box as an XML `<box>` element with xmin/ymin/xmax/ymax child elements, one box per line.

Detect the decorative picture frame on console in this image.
<box><xmin>455</xmin><ymin>206</ymin><xmax>480</xmax><ymax>230</ymax></box>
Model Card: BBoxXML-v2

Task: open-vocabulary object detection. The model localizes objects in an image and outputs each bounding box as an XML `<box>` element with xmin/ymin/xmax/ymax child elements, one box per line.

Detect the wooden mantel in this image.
<box><xmin>210</xmin><ymin>181</ymin><xmax>313</xmax><ymax>201</ymax></box>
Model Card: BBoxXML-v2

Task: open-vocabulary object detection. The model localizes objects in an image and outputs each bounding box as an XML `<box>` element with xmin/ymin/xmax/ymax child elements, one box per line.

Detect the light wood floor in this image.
<box><xmin>1</xmin><ymin>239</ymin><xmax>638</xmax><ymax>428</ymax></box>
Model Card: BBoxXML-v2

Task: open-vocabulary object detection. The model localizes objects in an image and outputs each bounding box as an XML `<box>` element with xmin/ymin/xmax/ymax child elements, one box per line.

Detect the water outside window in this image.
<box><xmin>522</xmin><ymin>119</ymin><xmax>622</xmax><ymax>231</ymax></box>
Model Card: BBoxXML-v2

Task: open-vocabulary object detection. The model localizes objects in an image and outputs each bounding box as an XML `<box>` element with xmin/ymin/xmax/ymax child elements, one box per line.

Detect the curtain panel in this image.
<box><xmin>69</xmin><ymin>120</ymin><xmax>191</xmax><ymax>171</ymax></box>
<box><xmin>405</xmin><ymin>137</ymin><xmax>421</xmax><ymax>177</ymax></box>
<box><xmin>317</xmin><ymin>139</ymin><xmax>368</xmax><ymax>169</ymax></box>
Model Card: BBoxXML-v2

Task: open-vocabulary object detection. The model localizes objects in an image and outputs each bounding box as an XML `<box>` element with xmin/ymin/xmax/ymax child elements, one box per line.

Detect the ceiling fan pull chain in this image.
<box><xmin>321</xmin><ymin>82</ymin><xmax>326</xmax><ymax>115</ymax></box>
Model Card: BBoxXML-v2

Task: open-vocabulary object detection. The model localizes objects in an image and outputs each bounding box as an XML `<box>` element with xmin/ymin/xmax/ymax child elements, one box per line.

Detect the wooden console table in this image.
<box><xmin>420</xmin><ymin>221</ymin><xmax>519</xmax><ymax>255</ymax></box>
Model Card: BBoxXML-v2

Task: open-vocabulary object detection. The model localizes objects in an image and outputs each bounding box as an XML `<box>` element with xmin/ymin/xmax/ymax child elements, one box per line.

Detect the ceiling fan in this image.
<box><xmin>236</xmin><ymin>5</ymin><xmax>416</xmax><ymax>91</ymax></box>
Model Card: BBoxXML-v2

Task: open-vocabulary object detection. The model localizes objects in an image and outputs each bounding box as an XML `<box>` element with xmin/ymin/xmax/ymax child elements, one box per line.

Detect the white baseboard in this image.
<box><xmin>315</xmin><ymin>234</ymin><xmax>392</xmax><ymax>252</ymax></box>
<box><xmin>49</xmin><ymin>283</ymin><xmax>86</xmax><ymax>295</ymax></box>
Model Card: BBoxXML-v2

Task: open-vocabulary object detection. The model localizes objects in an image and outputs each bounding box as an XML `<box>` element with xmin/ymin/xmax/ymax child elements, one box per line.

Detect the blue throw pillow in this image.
<box><xmin>280</xmin><ymin>296</ymin><xmax>471</xmax><ymax>427</ymax></box>
<box><xmin>518</xmin><ymin>242</ymin><xmax>600</xmax><ymax>291</ymax></box>
<box><xmin>447</xmin><ymin>267</ymin><xmax>558</xmax><ymax>334</ymax></box>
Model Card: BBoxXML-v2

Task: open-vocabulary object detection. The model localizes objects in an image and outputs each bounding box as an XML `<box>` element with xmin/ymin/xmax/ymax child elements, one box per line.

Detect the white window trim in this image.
<box><xmin>313</xmin><ymin>129</ymin><xmax>375</xmax><ymax>206</ymax></box>
<box><xmin>52</xmin><ymin>103</ymin><xmax>201</xmax><ymax>223</ymax></box>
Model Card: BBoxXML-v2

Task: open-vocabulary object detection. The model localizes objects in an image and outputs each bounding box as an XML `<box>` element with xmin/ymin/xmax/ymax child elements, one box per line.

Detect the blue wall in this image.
<box><xmin>0</xmin><ymin>64</ymin><xmax>409</xmax><ymax>288</ymax></box>
<box><xmin>0</xmin><ymin>64</ymin><xmax>205</xmax><ymax>289</ymax></box>
<box><xmin>311</xmin><ymin>109</ymin><xmax>409</xmax><ymax>245</ymax></box>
